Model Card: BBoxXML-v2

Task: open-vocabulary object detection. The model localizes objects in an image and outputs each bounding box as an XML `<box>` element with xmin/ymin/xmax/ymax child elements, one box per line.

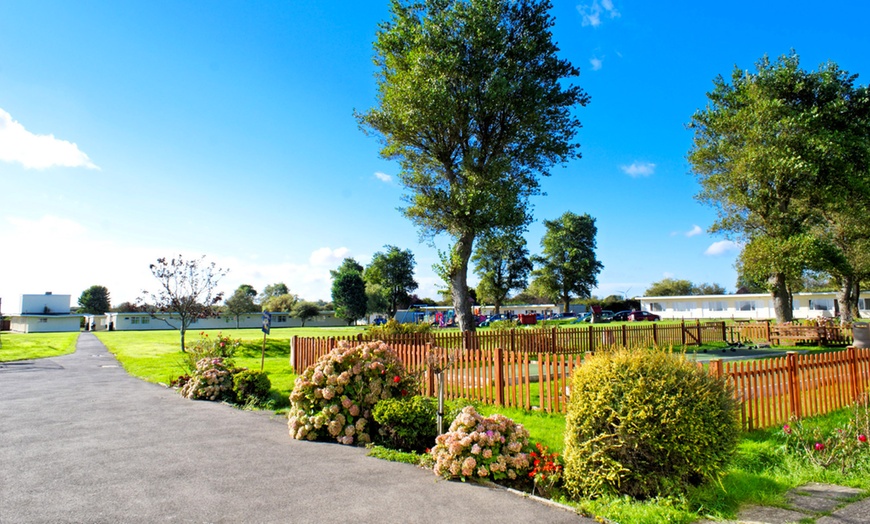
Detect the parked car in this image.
<box><xmin>572</xmin><ymin>313</ymin><xmax>592</xmax><ymax>323</ymax></box>
<box><xmin>628</xmin><ymin>310</ymin><xmax>660</xmax><ymax>321</ymax></box>
<box><xmin>610</xmin><ymin>310</ymin><xmax>633</xmax><ymax>322</ymax></box>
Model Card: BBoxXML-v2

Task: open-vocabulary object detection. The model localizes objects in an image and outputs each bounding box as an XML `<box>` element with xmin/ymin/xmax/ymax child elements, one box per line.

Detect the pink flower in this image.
<box><xmin>859</xmin><ymin>434</ymin><xmax>868</xmax><ymax>443</ymax></box>
<box><xmin>783</xmin><ymin>424</ymin><xmax>792</xmax><ymax>435</ymax></box>
<box><xmin>814</xmin><ymin>442</ymin><xmax>825</xmax><ymax>451</ymax></box>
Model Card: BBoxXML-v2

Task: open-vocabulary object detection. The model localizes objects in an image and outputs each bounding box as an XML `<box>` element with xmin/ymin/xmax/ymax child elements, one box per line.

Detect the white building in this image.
<box><xmin>9</xmin><ymin>293</ymin><xmax>82</xmax><ymax>333</ymax></box>
<box><xmin>639</xmin><ymin>291</ymin><xmax>870</xmax><ymax>320</ymax></box>
<box><xmin>103</xmin><ymin>310</ymin><xmax>347</xmax><ymax>331</ymax></box>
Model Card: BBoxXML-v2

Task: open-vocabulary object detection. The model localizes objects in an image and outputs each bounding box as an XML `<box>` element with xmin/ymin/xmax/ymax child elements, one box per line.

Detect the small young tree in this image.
<box><xmin>258</xmin><ymin>282</ymin><xmax>289</xmax><ymax>304</ymax></box>
<box><xmin>473</xmin><ymin>229</ymin><xmax>532</xmax><ymax>314</ymax></box>
<box><xmin>365</xmin><ymin>245</ymin><xmax>418</xmax><ymax>318</ymax></box>
<box><xmin>291</xmin><ymin>301</ymin><xmax>321</xmax><ymax>327</ymax></box>
<box><xmin>224</xmin><ymin>284</ymin><xmax>258</xmax><ymax>328</ymax></box>
<box><xmin>77</xmin><ymin>285</ymin><xmax>111</xmax><ymax>314</ymax></box>
<box><xmin>331</xmin><ymin>258</ymin><xmax>368</xmax><ymax>325</ymax></box>
<box><xmin>261</xmin><ymin>293</ymin><xmax>297</xmax><ymax>313</ymax></box>
<box><xmin>140</xmin><ymin>255</ymin><xmax>227</xmax><ymax>351</ymax></box>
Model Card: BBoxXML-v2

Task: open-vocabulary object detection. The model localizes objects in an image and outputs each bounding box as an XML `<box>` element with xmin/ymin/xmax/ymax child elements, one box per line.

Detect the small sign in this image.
<box><xmin>262</xmin><ymin>311</ymin><xmax>272</xmax><ymax>335</ymax></box>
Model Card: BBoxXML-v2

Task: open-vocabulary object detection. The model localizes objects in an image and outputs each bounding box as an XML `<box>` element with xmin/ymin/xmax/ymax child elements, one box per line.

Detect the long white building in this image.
<box><xmin>639</xmin><ymin>291</ymin><xmax>870</xmax><ymax>320</ymax></box>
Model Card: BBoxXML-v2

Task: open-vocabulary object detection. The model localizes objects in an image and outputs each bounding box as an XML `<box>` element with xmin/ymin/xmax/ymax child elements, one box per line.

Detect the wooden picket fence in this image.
<box><xmin>289</xmin><ymin>331</ymin><xmax>870</xmax><ymax>431</ymax></box>
<box><xmin>732</xmin><ymin>321</ymin><xmax>853</xmax><ymax>346</ymax></box>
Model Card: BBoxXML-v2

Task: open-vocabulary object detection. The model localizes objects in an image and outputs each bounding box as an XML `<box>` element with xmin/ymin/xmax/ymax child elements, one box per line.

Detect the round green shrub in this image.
<box><xmin>181</xmin><ymin>357</ymin><xmax>236</xmax><ymax>402</ymax></box>
<box><xmin>287</xmin><ymin>340</ymin><xmax>418</xmax><ymax>445</ymax></box>
<box><xmin>562</xmin><ymin>348</ymin><xmax>740</xmax><ymax>499</ymax></box>
<box><xmin>372</xmin><ymin>395</ymin><xmax>439</xmax><ymax>452</ymax></box>
<box><xmin>232</xmin><ymin>369</ymin><xmax>271</xmax><ymax>403</ymax></box>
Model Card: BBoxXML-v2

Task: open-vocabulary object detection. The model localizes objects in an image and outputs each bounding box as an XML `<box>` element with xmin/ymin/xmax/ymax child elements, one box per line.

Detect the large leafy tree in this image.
<box><xmin>291</xmin><ymin>301</ymin><xmax>321</xmax><ymax>327</ymax></box>
<box><xmin>472</xmin><ymin>229</ymin><xmax>533</xmax><ymax>314</ymax></box>
<box><xmin>357</xmin><ymin>0</ymin><xmax>588</xmax><ymax>331</ymax></box>
<box><xmin>644</xmin><ymin>278</ymin><xmax>694</xmax><ymax>297</ymax></box>
<box><xmin>224</xmin><ymin>284</ymin><xmax>258</xmax><ymax>328</ymax></box>
<box><xmin>258</xmin><ymin>282</ymin><xmax>289</xmax><ymax>304</ymax></box>
<box><xmin>688</xmin><ymin>52</ymin><xmax>870</xmax><ymax>323</ymax></box>
<box><xmin>532</xmin><ymin>212</ymin><xmax>603</xmax><ymax>312</ymax></box>
<box><xmin>365</xmin><ymin>245</ymin><xmax>418</xmax><ymax>318</ymax></box>
<box><xmin>330</xmin><ymin>258</ymin><xmax>368</xmax><ymax>325</ymax></box>
<box><xmin>261</xmin><ymin>293</ymin><xmax>298</xmax><ymax>313</ymax></box>
<box><xmin>140</xmin><ymin>255</ymin><xmax>227</xmax><ymax>351</ymax></box>
<box><xmin>77</xmin><ymin>285</ymin><xmax>111</xmax><ymax>314</ymax></box>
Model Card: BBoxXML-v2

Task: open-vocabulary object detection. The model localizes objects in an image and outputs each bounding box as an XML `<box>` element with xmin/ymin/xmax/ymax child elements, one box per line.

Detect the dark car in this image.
<box><xmin>628</xmin><ymin>310</ymin><xmax>660</xmax><ymax>321</ymax></box>
<box><xmin>610</xmin><ymin>310</ymin><xmax>633</xmax><ymax>322</ymax></box>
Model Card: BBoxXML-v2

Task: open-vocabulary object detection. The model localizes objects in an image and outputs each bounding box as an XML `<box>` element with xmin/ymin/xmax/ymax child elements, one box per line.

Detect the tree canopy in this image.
<box><xmin>688</xmin><ymin>52</ymin><xmax>870</xmax><ymax>322</ymax></box>
<box><xmin>364</xmin><ymin>245</ymin><xmax>418</xmax><ymax>318</ymax></box>
<box><xmin>473</xmin><ymin>229</ymin><xmax>532</xmax><ymax>314</ymax></box>
<box><xmin>330</xmin><ymin>258</ymin><xmax>368</xmax><ymax>325</ymax></box>
<box><xmin>357</xmin><ymin>0</ymin><xmax>588</xmax><ymax>330</ymax></box>
<box><xmin>140</xmin><ymin>255</ymin><xmax>227</xmax><ymax>351</ymax></box>
<box><xmin>258</xmin><ymin>282</ymin><xmax>289</xmax><ymax>304</ymax></box>
<box><xmin>224</xmin><ymin>284</ymin><xmax>258</xmax><ymax>328</ymax></box>
<box><xmin>261</xmin><ymin>293</ymin><xmax>298</xmax><ymax>313</ymax></box>
<box><xmin>644</xmin><ymin>278</ymin><xmax>727</xmax><ymax>297</ymax></box>
<box><xmin>291</xmin><ymin>301</ymin><xmax>321</xmax><ymax>327</ymax></box>
<box><xmin>532</xmin><ymin>212</ymin><xmax>603</xmax><ymax>312</ymax></box>
<box><xmin>77</xmin><ymin>285</ymin><xmax>111</xmax><ymax>314</ymax></box>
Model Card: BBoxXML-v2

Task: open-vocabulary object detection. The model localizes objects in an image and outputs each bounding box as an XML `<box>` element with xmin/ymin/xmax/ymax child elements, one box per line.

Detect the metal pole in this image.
<box><xmin>437</xmin><ymin>373</ymin><xmax>444</xmax><ymax>435</ymax></box>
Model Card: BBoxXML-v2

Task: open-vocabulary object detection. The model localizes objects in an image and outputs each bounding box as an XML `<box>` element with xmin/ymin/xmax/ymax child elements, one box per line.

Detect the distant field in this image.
<box><xmin>0</xmin><ymin>332</ymin><xmax>79</xmax><ymax>362</ymax></box>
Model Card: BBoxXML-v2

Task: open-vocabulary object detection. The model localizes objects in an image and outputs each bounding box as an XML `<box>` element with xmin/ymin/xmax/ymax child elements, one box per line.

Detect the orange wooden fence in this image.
<box><xmin>733</xmin><ymin>321</ymin><xmax>853</xmax><ymax>346</ymax></box>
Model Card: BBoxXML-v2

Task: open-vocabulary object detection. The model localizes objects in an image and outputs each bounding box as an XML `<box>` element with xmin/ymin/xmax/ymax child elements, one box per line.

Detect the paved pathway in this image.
<box><xmin>0</xmin><ymin>333</ymin><xmax>590</xmax><ymax>523</ymax></box>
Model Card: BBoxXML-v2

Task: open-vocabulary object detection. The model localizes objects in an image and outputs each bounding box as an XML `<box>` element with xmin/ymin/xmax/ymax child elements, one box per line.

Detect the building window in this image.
<box><xmin>860</xmin><ymin>298</ymin><xmax>870</xmax><ymax>310</ymax></box>
<box><xmin>131</xmin><ymin>317</ymin><xmax>140</xmax><ymax>324</ymax></box>
<box><xmin>809</xmin><ymin>299</ymin><xmax>834</xmax><ymax>311</ymax></box>
<box><xmin>141</xmin><ymin>317</ymin><xmax>149</xmax><ymax>324</ymax></box>
<box><xmin>736</xmin><ymin>301</ymin><xmax>757</xmax><ymax>311</ymax></box>
<box><xmin>648</xmin><ymin>302</ymin><xmax>664</xmax><ymax>312</ymax></box>
<box><xmin>38</xmin><ymin>318</ymin><xmax>48</xmax><ymax>323</ymax></box>
<box><xmin>277</xmin><ymin>315</ymin><xmax>288</xmax><ymax>323</ymax></box>
<box><xmin>673</xmin><ymin>301</ymin><xmax>696</xmax><ymax>312</ymax></box>
<box><xmin>705</xmin><ymin>301</ymin><xmax>725</xmax><ymax>311</ymax></box>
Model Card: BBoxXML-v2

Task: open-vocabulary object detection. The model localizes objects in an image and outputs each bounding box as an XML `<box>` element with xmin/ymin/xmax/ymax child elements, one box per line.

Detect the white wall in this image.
<box><xmin>9</xmin><ymin>315</ymin><xmax>81</xmax><ymax>333</ymax></box>
<box><xmin>640</xmin><ymin>292</ymin><xmax>870</xmax><ymax>320</ymax></box>
<box><xmin>20</xmin><ymin>294</ymin><xmax>72</xmax><ymax>314</ymax></box>
<box><xmin>104</xmin><ymin>311</ymin><xmax>347</xmax><ymax>331</ymax></box>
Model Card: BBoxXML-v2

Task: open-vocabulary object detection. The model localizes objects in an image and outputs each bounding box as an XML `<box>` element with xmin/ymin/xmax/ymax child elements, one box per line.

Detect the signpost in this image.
<box><xmin>261</xmin><ymin>311</ymin><xmax>271</xmax><ymax>371</ymax></box>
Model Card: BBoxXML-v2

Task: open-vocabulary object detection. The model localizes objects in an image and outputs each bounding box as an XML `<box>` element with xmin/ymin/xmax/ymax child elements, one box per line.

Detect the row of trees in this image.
<box><xmin>689</xmin><ymin>52</ymin><xmax>870</xmax><ymax>324</ymax></box>
<box><xmin>643</xmin><ymin>279</ymin><xmax>726</xmax><ymax>297</ymax></box>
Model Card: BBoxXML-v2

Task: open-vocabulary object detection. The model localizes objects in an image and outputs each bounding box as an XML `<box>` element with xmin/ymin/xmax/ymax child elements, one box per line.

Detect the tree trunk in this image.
<box><xmin>852</xmin><ymin>280</ymin><xmax>862</xmax><ymax>319</ymax></box>
<box><xmin>493</xmin><ymin>301</ymin><xmax>501</xmax><ymax>315</ymax></box>
<box><xmin>837</xmin><ymin>274</ymin><xmax>855</xmax><ymax>325</ymax></box>
<box><xmin>770</xmin><ymin>272</ymin><xmax>792</xmax><ymax>323</ymax></box>
<box><xmin>450</xmin><ymin>232</ymin><xmax>476</xmax><ymax>332</ymax></box>
<box><xmin>180</xmin><ymin>327</ymin><xmax>187</xmax><ymax>352</ymax></box>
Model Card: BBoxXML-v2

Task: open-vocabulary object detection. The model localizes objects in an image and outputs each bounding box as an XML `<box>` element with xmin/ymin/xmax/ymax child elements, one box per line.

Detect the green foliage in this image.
<box><xmin>532</xmin><ymin>212</ymin><xmax>603</xmax><ymax>311</ymax></box>
<box><xmin>288</xmin><ymin>340</ymin><xmax>419</xmax><ymax>445</ymax></box>
<box><xmin>366</xmin><ymin>318</ymin><xmax>431</xmax><ymax>337</ymax></box>
<box><xmin>644</xmin><ymin>278</ymin><xmax>694</xmax><ymax>297</ymax></box>
<box><xmin>77</xmin><ymin>285</ymin><xmax>111</xmax><ymax>314</ymax></box>
<box><xmin>365</xmin><ymin>245</ymin><xmax>418</xmax><ymax>317</ymax></box>
<box><xmin>372</xmin><ymin>395</ymin><xmax>439</xmax><ymax>452</ymax></box>
<box><xmin>431</xmin><ymin>405</ymin><xmax>532</xmax><ymax>481</ymax></box>
<box><xmin>357</xmin><ymin>0</ymin><xmax>588</xmax><ymax>330</ymax></box>
<box><xmin>181</xmin><ymin>331</ymin><xmax>240</xmax><ymax>373</ymax></box>
<box><xmin>232</xmin><ymin>369</ymin><xmax>272</xmax><ymax>403</ymax></box>
<box><xmin>261</xmin><ymin>293</ymin><xmax>297</xmax><ymax>313</ymax></box>
<box><xmin>473</xmin><ymin>229</ymin><xmax>533</xmax><ymax>313</ymax></box>
<box><xmin>488</xmin><ymin>319</ymin><xmax>519</xmax><ymax>331</ymax></box>
<box><xmin>224</xmin><ymin>285</ymin><xmax>258</xmax><ymax>327</ymax></box>
<box><xmin>562</xmin><ymin>348</ymin><xmax>740</xmax><ymax>499</ymax></box>
<box><xmin>367</xmin><ymin>444</ymin><xmax>430</xmax><ymax>466</ymax></box>
<box><xmin>781</xmin><ymin>398</ymin><xmax>870</xmax><ymax>474</ymax></box>
<box><xmin>330</xmin><ymin>258</ymin><xmax>368</xmax><ymax>325</ymax></box>
<box><xmin>258</xmin><ymin>282</ymin><xmax>289</xmax><ymax>304</ymax></box>
<box><xmin>290</xmin><ymin>301</ymin><xmax>320</xmax><ymax>326</ymax></box>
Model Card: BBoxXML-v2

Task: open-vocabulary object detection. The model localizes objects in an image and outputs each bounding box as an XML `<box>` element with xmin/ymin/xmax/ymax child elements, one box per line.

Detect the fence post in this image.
<box><xmin>721</xmin><ymin>321</ymin><xmax>726</xmax><ymax>342</ymax></box>
<box><xmin>848</xmin><ymin>346</ymin><xmax>860</xmax><ymax>401</ymax></box>
<box><xmin>552</xmin><ymin>327</ymin><xmax>558</xmax><ymax>352</ymax></box>
<box><xmin>588</xmin><ymin>325</ymin><xmax>594</xmax><ymax>352</ymax></box>
<box><xmin>290</xmin><ymin>335</ymin><xmax>297</xmax><ymax>372</ymax></box>
<box><xmin>681</xmin><ymin>321</ymin><xmax>686</xmax><ymax>346</ymax></box>
<box><xmin>494</xmin><ymin>346</ymin><xmax>505</xmax><ymax>406</ymax></box>
<box><xmin>709</xmin><ymin>358</ymin><xmax>723</xmax><ymax>380</ymax></box>
<box><xmin>621</xmin><ymin>324</ymin><xmax>627</xmax><ymax>346</ymax></box>
<box><xmin>696</xmin><ymin>320</ymin><xmax>701</xmax><ymax>346</ymax></box>
<box><xmin>786</xmin><ymin>351</ymin><xmax>801</xmax><ymax>419</ymax></box>
<box><xmin>426</xmin><ymin>343</ymin><xmax>435</xmax><ymax>397</ymax></box>
<box><xmin>766</xmin><ymin>320</ymin><xmax>772</xmax><ymax>343</ymax></box>
<box><xmin>652</xmin><ymin>322</ymin><xmax>658</xmax><ymax>346</ymax></box>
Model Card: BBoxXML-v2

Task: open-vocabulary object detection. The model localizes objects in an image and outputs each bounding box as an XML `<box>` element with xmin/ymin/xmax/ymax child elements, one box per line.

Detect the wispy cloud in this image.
<box><xmin>704</xmin><ymin>240</ymin><xmax>741</xmax><ymax>256</ymax></box>
<box><xmin>0</xmin><ymin>108</ymin><xmax>98</xmax><ymax>170</ymax></box>
<box><xmin>374</xmin><ymin>172</ymin><xmax>392</xmax><ymax>183</ymax></box>
<box><xmin>577</xmin><ymin>0</ymin><xmax>621</xmax><ymax>27</ymax></box>
<box><xmin>590</xmin><ymin>57</ymin><xmax>603</xmax><ymax>71</ymax></box>
<box><xmin>309</xmin><ymin>247</ymin><xmax>351</xmax><ymax>267</ymax></box>
<box><xmin>686</xmin><ymin>225</ymin><xmax>703</xmax><ymax>237</ymax></box>
<box><xmin>620</xmin><ymin>162</ymin><xmax>655</xmax><ymax>177</ymax></box>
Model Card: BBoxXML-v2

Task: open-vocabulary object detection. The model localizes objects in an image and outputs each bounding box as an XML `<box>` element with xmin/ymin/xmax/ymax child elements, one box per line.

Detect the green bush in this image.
<box><xmin>182</xmin><ymin>332</ymin><xmax>241</xmax><ymax>373</ymax></box>
<box><xmin>562</xmin><ymin>348</ymin><xmax>740</xmax><ymax>499</ymax></box>
<box><xmin>233</xmin><ymin>369</ymin><xmax>272</xmax><ymax>403</ymax></box>
<box><xmin>372</xmin><ymin>395</ymin><xmax>439</xmax><ymax>452</ymax></box>
<box><xmin>181</xmin><ymin>357</ymin><xmax>236</xmax><ymax>402</ymax></box>
<box><xmin>366</xmin><ymin>318</ymin><xmax>431</xmax><ymax>337</ymax></box>
<box><xmin>287</xmin><ymin>340</ymin><xmax>418</xmax><ymax>445</ymax></box>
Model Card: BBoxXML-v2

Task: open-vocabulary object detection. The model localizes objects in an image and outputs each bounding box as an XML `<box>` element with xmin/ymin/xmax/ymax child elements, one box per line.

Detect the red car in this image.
<box><xmin>628</xmin><ymin>310</ymin><xmax>660</xmax><ymax>321</ymax></box>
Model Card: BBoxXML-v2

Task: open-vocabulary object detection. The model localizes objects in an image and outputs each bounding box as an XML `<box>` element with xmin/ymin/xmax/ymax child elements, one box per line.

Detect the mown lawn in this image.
<box><xmin>0</xmin><ymin>332</ymin><xmax>79</xmax><ymax>362</ymax></box>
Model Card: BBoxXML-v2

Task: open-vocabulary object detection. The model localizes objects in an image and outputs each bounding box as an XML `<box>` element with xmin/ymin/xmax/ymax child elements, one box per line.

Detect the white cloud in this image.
<box><xmin>662</xmin><ymin>272</ymin><xmax>675</xmax><ymax>279</ymax></box>
<box><xmin>374</xmin><ymin>172</ymin><xmax>392</xmax><ymax>183</ymax></box>
<box><xmin>704</xmin><ymin>240</ymin><xmax>741</xmax><ymax>256</ymax></box>
<box><xmin>577</xmin><ymin>0</ymin><xmax>620</xmax><ymax>27</ymax></box>
<box><xmin>309</xmin><ymin>247</ymin><xmax>351</xmax><ymax>268</ymax></box>
<box><xmin>686</xmin><ymin>225</ymin><xmax>703</xmax><ymax>237</ymax></box>
<box><xmin>0</xmin><ymin>108</ymin><xmax>98</xmax><ymax>170</ymax></box>
<box><xmin>590</xmin><ymin>57</ymin><xmax>603</xmax><ymax>71</ymax></box>
<box><xmin>620</xmin><ymin>162</ymin><xmax>655</xmax><ymax>177</ymax></box>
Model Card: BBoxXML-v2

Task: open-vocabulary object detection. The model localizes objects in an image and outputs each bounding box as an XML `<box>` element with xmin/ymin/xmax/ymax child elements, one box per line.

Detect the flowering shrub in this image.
<box><xmin>181</xmin><ymin>357</ymin><xmax>236</xmax><ymax>401</ymax></box>
<box><xmin>781</xmin><ymin>398</ymin><xmax>870</xmax><ymax>473</ymax></box>
<box><xmin>529</xmin><ymin>442</ymin><xmax>563</xmax><ymax>498</ymax></box>
<box><xmin>287</xmin><ymin>340</ymin><xmax>418</xmax><ymax>445</ymax></box>
<box><xmin>431</xmin><ymin>406</ymin><xmax>531</xmax><ymax>482</ymax></box>
<box><xmin>181</xmin><ymin>331</ymin><xmax>241</xmax><ymax>373</ymax></box>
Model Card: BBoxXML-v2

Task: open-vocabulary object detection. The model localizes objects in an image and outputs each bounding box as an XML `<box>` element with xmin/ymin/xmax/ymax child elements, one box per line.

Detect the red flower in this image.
<box><xmin>814</xmin><ymin>442</ymin><xmax>825</xmax><ymax>451</ymax></box>
<box><xmin>859</xmin><ymin>434</ymin><xmax>868</xmax><ymax>443</ymax></box>
<box><xmin>393</xmin><ymin>375</ymin><xmax>401</xmax><ymax>383</ymax></box>
<box><xmin>401</xmin><ymin>389</ymin><xmax>408</xmax><ymax>396</ymax></box>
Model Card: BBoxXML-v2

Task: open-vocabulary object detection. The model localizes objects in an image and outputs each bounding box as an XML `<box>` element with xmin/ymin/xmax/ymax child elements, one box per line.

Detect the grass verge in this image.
<box><xmin>0</xmin><ymin>332</ymin><xmax>79</xmax><ymax>361</ymax></box>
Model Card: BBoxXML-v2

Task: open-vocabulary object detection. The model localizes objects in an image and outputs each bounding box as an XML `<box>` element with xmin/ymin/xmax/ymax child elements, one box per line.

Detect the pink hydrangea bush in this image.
<box><xmin>431</xmin><ymin>406</ymin><xmax>532</xmax><ymax>481</ymax></box>
<box><xmin>181</xmin><ymin>357</ymin><xmax>235</xmax><ymax>401</ymax></box>
<box><xmin>287</xmin><ymin>340</ymin><xmax>418</xmax><ymax>445</ymax></box>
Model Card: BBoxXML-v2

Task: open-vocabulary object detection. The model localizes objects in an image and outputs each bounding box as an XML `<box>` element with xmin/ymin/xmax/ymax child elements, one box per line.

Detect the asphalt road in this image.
<box><xmin>0</xmin><ymin>333</ymin><xmax>591</xmax><ymax>523</ymax></box>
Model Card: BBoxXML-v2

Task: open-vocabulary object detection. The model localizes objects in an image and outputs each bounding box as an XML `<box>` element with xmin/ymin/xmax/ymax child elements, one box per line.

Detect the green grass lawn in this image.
<box><xmin>0</xmin><ymin>332</ymin><xmax>79</xmax><ymax>362</ymax></box>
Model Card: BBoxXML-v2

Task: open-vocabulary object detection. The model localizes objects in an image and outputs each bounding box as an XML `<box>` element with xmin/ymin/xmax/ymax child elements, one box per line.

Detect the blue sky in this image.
<box><xmin>2</xmin><ymin>0</ymin><xmax>869</xmax><ymax>313</ymax></box>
